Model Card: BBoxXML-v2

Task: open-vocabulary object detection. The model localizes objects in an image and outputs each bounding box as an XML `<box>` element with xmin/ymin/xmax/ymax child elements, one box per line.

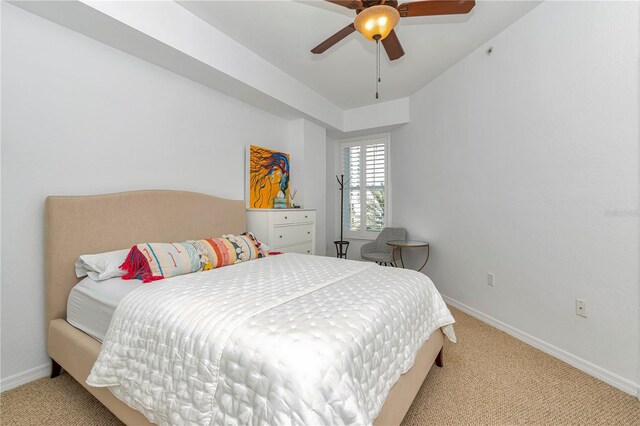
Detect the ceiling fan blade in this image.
<box><xmin>381</xmin><ymin>29</ymin><xmax>405</xmax><ymax>61</ymax></box>
<box><xmin>325</xmin><ymin>0</ymin><xmax>363</xmax><ymax>10</ymax></box>
<box><xmin>397</xmin><ymin>0</ymin><xmax>475</xmax><ymax>18</ymax></box>
<box><xmin>311</xmin><ymin>23</ymin><xmax>356</xmax><ymax>54</ymax></box>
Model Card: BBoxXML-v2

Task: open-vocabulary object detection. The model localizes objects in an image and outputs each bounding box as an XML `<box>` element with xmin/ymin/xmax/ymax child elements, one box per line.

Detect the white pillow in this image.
<box><xmin>75</xmin><ymin>249</ymin><xmax>129</xmax><ymax>281</ymax></box>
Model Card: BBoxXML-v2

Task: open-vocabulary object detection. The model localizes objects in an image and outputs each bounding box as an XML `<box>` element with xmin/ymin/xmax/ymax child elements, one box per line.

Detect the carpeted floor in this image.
<box><xmin>1</xmin><ymin>307</ymin><xmax>638</xmax><ymax>425</ymax></box>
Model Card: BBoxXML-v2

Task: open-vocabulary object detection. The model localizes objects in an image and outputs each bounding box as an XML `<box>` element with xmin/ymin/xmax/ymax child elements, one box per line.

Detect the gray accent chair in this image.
<box><xmin>361</xmin><ymin>227</ymin><xmax>407</xmax><ymax>266</ymax></box>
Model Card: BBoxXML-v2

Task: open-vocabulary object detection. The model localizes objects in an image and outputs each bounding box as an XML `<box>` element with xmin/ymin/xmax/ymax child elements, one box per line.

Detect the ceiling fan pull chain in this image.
<box><xmin>376</xmin><ymin>39</ymin><xmax>380</xmax><ymax>99</ymax></box>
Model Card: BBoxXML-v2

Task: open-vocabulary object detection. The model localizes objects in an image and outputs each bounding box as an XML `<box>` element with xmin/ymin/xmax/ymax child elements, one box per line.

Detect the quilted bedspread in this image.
<box><xmin>87</xmin><ymin>253</ymin><xmax>455</xmax><ymax>426</ymax></box>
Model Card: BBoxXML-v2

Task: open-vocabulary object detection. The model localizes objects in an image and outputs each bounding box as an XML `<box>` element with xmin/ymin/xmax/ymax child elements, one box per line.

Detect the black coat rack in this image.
<box><xmin>334</xmin><ymin>174</ymin><xmax>350</xmax><ymax>259</ymax></box>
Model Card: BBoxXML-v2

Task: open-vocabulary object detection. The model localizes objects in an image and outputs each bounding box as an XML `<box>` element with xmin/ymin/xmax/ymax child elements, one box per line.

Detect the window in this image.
<box><xmin>341</xmin><ymin>135</ymin><xmax>389</xmax><ymax>239</ymax></box>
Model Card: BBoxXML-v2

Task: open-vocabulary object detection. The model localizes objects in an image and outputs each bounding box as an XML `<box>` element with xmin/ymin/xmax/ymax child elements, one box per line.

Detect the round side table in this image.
<box><xmin>387</xmin><ymin>240</ymin><xmax>430</xmax><ymax>271</ymax></box>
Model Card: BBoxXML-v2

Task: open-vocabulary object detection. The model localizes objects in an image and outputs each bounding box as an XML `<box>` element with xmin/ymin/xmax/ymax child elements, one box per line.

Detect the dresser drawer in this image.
<box><xmin>247</xmin><ymin>208</ymin><xmax>316</xmax><ymax>255</ymax></box>
<box><xmin>272</xmin><ymin>224</ymin><xmax>313</xmax><ymax>248</ymax></box>
<box><xmin>281</xmin><ymin>242</ymin><xmax>313</xmax><ymax>255</ymax></box>
<box><xmin>271</xmin><ymin>210</ymin><xmax>315</xmax><ymax>225</ymax></box>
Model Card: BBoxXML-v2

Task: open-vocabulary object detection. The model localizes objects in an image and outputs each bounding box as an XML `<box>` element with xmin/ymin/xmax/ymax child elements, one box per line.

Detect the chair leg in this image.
<box><xmin>51</xmin><ymin>359</ymin><xmax>62</xmax><ymax>378</ymax></box>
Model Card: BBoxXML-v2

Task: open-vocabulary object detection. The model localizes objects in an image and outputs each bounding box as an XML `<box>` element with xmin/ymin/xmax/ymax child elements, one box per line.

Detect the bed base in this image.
<box><xmin>49</xmin><ymin>319</ymin><xmax>444</xmax><ymax>426</ymax></box>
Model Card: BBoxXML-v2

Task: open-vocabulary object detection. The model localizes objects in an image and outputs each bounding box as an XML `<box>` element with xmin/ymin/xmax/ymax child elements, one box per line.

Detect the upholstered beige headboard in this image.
<box><xmin>45</xmin><ymin>190</ymin><xmax>246</xmax><ymax>324</ymax></box>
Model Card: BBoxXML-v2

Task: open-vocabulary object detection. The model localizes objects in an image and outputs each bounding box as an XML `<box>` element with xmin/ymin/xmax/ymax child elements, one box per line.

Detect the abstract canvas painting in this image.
<box><xmin>248</xmin><ymin>145</ymin><xmax>290</xmax><ymax>208</ymax></box>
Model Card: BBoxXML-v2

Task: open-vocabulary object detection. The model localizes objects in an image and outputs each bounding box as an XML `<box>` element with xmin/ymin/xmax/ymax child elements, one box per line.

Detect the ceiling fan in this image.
<box><xmin>311</xmin><ymin>0</ymin><xmax>476</xmax><ymax>61</ymax></box>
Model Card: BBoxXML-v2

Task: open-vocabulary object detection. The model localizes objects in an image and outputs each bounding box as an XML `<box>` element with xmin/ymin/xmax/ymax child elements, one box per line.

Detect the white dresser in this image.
<box><xmin>246</xmin><ymin>209</ymin><xmax>316</xmax><ymax>255</ymax></box>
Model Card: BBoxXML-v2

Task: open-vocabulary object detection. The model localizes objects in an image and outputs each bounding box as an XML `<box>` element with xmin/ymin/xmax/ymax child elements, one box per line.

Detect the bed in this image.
<box><xmin>45</xmin><ymin>190</ymin><xmax>454</xmax><ymax>425</ymax></box>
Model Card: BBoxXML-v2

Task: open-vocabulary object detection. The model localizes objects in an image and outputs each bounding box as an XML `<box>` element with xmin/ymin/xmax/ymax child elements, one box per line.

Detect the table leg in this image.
<box><xmin>418</xmin><ymin>245</ymin><xmax>430</xmax><ymax>271</ymax></box>
<box><xmin>399</xmin><ymin>247</ymin><xmax>405</xmax><ymax>269</ymax></box>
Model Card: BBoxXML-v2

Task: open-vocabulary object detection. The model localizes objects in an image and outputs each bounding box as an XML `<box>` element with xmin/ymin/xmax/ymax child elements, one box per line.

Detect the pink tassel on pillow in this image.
<box><xmin>120</xmin><ymin>246</ymin><xmax>163</xmax><ymax>283</ymax></box>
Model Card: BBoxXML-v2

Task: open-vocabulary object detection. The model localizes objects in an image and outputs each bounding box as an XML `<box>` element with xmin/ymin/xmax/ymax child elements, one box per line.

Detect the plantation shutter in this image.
<box><xmin>365</xmin><ymin>143</ymin><xmax>385</xmax><ymax>232</ymax></box>
<box><xmin>343</xmin><ymin>145</ymin><xmax>361</xmax><ymax>232</ymax></box>
<box><xmin>342</xmin><ymin>138</ymin><xmax>387</xmax><ymax>236</ymax></box>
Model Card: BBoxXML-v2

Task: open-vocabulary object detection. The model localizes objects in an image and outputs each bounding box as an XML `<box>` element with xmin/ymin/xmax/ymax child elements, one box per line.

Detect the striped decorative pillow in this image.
<box><xmin>120</xmin><ymin>232</ymin><xmax>265</xmax><ymax>283</ymax></box>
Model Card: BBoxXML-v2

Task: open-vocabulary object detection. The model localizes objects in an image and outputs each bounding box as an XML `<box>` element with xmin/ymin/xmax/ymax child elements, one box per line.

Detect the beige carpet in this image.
<box><xmin>1</xmin><ymin>307</ymin><xmax>638</xmax><ymax>425</ymax></box>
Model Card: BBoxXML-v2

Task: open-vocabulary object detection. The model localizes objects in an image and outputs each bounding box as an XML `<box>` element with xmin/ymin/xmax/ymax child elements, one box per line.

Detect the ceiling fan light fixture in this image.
<box><xmin>354</xmin><ymin>5</ymin><xmax>400</xmax><ymax>41</ymax></box>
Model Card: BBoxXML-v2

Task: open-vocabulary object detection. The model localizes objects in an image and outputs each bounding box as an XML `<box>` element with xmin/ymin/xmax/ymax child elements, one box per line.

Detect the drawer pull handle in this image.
<box><xmin>279</xmin><ymin>235</ymin><xmax>283</xmax><ymax>238</ymax></box>
<box><xmin>307</xmin><ymin>250</ymin><xmax>310</xmax><ymax>253</ymax></box>
<box><xmin>307</xmin><ymin>231</ymin><xmax>310</xmax><ymax>234</ymax></box>
<box><xmin>305</xmin><ymin>215</ymin><xmax>308</xmax><ymax>218</ymax></box>
<box><xmin>284</xmin><ymin>216</ymin><xmax>288</xmax><ymax>219</ymax></box>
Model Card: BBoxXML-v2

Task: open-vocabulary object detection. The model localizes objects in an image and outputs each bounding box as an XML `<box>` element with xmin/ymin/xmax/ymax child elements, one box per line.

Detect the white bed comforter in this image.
<box><xmin>87</xmin><ymin>253</ymin><xmax>455</xmax><ymax>426</ymax></box>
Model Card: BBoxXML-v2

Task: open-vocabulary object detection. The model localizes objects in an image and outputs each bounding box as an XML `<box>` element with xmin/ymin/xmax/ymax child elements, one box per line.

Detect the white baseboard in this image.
<box><xmin>442</xmin><ymin>295</ymin><xmax>640</xmax><ymax>399</ymax></box>
<box><xmin>0</xmin><ymin>363</ymin><xmax>50</xmax><ymax>392</ymax></box>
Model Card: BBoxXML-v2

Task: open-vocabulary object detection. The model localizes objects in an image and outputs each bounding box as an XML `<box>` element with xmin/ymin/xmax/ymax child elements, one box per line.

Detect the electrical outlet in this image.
<box><xmin>576</xmin><ymin>299</ymin><xmax>587</xmax><ymax>318</ymax></box>
<box><xmin>487</xmin><ymin>273</ymin><xmax>495</xmax><ymax>286</ymax></box>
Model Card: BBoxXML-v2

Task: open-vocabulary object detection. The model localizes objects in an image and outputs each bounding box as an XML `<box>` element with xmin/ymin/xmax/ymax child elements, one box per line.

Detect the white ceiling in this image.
<box><xmin>179</xmin><ymin>1</ymin><xmax>540</xmax><ymax>109</ymax></box>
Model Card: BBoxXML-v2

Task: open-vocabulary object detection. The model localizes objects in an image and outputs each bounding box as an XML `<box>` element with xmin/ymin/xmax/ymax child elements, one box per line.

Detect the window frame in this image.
<box><xmin>339</xmin><ymin>133</ymin><xmax>391</xmax><ymax>240</ymax></box>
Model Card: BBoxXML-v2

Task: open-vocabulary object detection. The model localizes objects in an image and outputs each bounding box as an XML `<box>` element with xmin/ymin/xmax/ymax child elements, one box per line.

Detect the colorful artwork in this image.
<box><xmin>248</xmin><ymin>145</ymin><xmax>290</xmax><ymax>208</ymax></box>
